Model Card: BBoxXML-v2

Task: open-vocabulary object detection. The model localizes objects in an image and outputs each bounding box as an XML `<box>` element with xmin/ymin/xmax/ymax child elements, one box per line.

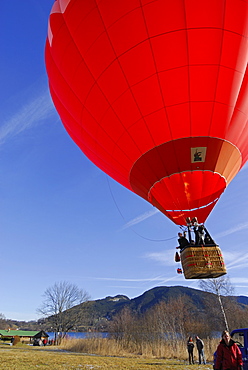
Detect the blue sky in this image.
<box><xmin>1</xmin><ymin>0</ymin><xmax>248</xmax><ymax>321</ymax></box>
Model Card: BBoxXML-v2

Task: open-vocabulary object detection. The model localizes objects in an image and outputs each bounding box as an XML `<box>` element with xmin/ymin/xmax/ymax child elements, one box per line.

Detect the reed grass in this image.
<box><xmin>60</xmin><ymin>336</ymin><xmax>220</xmax><ymax>363</ymax></box>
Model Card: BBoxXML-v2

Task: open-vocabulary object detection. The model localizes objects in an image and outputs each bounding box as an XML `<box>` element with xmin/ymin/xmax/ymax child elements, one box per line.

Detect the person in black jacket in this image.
<box><xmin>177</xmin><ymin>231</ymin><xmax>189</xmax><ymax>250</ymax></box>
<box><xmin>187</xmin><ymin>337</ymin><xmax>194</xmax><ymax>365</ymax></box>
<box><xmin>195</xmin><ymin>336</ymin><xmax>206</xmax><ymax>364</ymax></box>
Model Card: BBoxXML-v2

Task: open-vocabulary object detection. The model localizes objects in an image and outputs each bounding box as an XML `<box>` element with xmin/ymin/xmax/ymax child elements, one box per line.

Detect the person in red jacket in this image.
<box><xmin>215</xmin><ymin>330</ymin><xmax>243</xmax><ymax>370</ymax></box>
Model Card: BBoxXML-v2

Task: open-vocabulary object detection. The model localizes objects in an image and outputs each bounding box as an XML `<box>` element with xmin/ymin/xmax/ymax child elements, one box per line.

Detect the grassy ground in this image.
<box><xmin>0</xmin><ymin>344</ymin><xmax>213</xmax><ymax>370</ymax></box>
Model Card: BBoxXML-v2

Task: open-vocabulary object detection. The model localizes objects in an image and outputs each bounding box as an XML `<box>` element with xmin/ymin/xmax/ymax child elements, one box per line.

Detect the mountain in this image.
<box><xmin>236</xmin><ymin>296</ymin><xmax>248</xmax><ymax>305</ymax></box>
<box><xmin>80</xmin><ymin>294</ymin><xmax>130</xmax><ymax>319</ymax></box>
<box><xmin>73</xmin><ymin>285</ymin><xmax>247</xmax><ymax>320</ymax></box>
<box><xmin>33</xmin><ymin>285</ymin><xmax>248</xmax><ymax>332</ymax></box>
<box><xmin>126</xmin><ymin>286</ymin><xmax>212</xmax><ymax>312</ymax></box>
<box><xmin>6</xmin><ymin>286</ymin><xmax>247</xmax><ymax>332</ymax></box>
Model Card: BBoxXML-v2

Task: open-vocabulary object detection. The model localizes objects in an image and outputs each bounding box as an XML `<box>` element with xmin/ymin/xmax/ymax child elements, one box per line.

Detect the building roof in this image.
<box><xmin>0</xmin><ymin>330</ymin><xmax>48</xmax><ymax>338</ymax></box>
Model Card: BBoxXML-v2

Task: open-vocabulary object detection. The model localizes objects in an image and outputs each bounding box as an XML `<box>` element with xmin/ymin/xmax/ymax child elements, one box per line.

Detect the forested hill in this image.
<box><xmin>236</xmin><ymin>295</ymin><xmax>248</xmax><ymax>305</ymax></box>
<box><xmin>69</xmin><ymin>285</ymin><xmax>248</xmax><ymax>321</ymax></box>
<box><xmin>6</xmin><ymin>286</ymin><xmax>248</xmax><ymax>331</ymax></box>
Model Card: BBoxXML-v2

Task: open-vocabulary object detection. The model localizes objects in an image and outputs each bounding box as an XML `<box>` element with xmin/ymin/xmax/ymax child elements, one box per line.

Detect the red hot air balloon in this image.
<box><xmin>45</xmin><ymin>0</ymin><xmax>248</xmax><ymax>227</ymax></box>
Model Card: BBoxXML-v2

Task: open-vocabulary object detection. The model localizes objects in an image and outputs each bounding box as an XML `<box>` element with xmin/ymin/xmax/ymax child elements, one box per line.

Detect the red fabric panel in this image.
<box><xmin>111</xmin><ymin>90</ymin><xmax>142</xmax><ymax>128</ymax></box>
<box><xmin>82</xmin><ymin>33</ymin><xmax>117</xmax><ymax>80</ymax></box>
<box><xmin>166</xmin><ymin>104</ymin><xmax>191</xmax><ymax>139</ymax></box>
<box><xmin>143</xmin><ymin>110</ymin><xmax>172</xmax><ymax>146</ymax></box>
<box><xmin>187</xmin><ymin>29</ymin><xmax>223</xmax><ymax>65</ymax></box>
<box><xmin>106</xmin><ymin>8</ymin><xmax>147</xmax><ymax>56</ymax></box>
<box><xmin>97</xmin><ymin>0</ymin><xmax>141</xmax><ymax>29</ymax></box>
<box><xmin>151</xmin><ymin>32</ymin><xmax>188</xmax><ymax>72</ymax></box>
<box><xmin>159</xmin><ymin>68</ymin><xmax>189</xmax><ymax>108</ymax></box>
<box><xmin>119</xmin><ymin>41</ymin><xmax>156</xmax><ymax>86</ymax></box>
<box><xmin>65</xmin><ymin>7</ymin><xmax>104</xmax><ymax>57</ymax></box>
<box><xmin>185</xmin><ymin>0</ymin><xmax>225</xmax><ymax>28</ymax></box>
<box><xmin>142</xmin><ymin>0</ymin><xmax>186</xmax><ymax>37</ymax></box>
<box><xmin>97</xmin><ymin>61</ymin><xmax>129</xmax><ymax>104</ymax></box>
<box><xmin>131</xmin><ymin>75</ymin><xmax>164</xmax><ymax>117</ymax></box>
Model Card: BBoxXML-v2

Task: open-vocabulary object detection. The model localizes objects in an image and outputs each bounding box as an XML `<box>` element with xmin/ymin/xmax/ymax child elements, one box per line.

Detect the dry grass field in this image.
<box><xmin>0</xmin><ymin>342</ymin><xmax>215</xmax><ymax>370</ymax></box>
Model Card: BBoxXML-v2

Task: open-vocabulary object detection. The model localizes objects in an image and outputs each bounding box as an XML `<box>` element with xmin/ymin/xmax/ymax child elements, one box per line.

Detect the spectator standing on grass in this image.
<box><xmin>195</xmin><ymin>335</ymin><xmax>206</xmax><ymax>364</ymax></box>
<box><xmin>187</xmin><ymin>336</ymin><xmax>194</xmax><ymax>365</ymax></box>
<box><xmin>215</xmin><ymin>330</ymin><xmax>243</xmax><ymax>370</ymax></box>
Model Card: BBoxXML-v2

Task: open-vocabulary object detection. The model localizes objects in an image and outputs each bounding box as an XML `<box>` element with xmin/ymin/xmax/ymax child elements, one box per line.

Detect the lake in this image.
<box><xmin>47</xmin><ymin>332</ymin><xmax>108</xmax><ymax>340</ymax></box>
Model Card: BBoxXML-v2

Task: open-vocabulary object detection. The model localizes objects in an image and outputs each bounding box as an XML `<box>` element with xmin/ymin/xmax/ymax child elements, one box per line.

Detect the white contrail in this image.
<box><xmin>222</xmin><ymin>250</ymin><xmax>248</xmax><ymax>271</ymax></box>
<box><xmin>90</xmin><ymin>274</ymin><xmax>181</xmax><ymax>285</ymax></box>
<box><xmin>230</xmin><ymin>277</ymin><xmax>248</xmax><ymax>284</ymax></box>
<box><xmin>121</xmin><ymin>208</ymin><xmax>159</xmax><ymax>230</ymax></box>
<box><xmin>145</xmin><ymin>250</ymin><xmax>176</xmax><ymax>266</ymax></box>
<box><xmin>0</xmin><ymin>89</ymin><xmax>55</xmax><ymax>145</ymax></box>
<box><xmin>215</xmin><ymin>222</ymin><xmax>248</xmax><ymax>238</ymax></box>
<box><xmin>92</xmin><ymin>276</ymin><xmax>166</xmax><ymax>282</ymax></box>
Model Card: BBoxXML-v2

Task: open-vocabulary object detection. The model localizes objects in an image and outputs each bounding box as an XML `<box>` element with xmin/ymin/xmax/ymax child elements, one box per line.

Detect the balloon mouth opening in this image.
<box><xmin>164</xmin><ymin>197</ymin><xmax>219</xmax><ymax>213</ymax></box>
<box><xmin>152</xmin><ymin>196</ymin><xmax>220</xmax><ymax>225</ymax></box>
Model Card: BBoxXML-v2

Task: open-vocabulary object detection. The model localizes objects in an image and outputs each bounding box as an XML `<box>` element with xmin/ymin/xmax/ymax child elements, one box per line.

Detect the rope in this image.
<box><xmin>106</xmin><ymin>176</ymin><xmax>177</xmax><ymax>242</ymax></box>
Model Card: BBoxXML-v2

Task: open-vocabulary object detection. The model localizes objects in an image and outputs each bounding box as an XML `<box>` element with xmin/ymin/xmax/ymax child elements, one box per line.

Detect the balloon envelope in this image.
<box><xmin>45</xmin><ymin>0</ymin><xmax>248</xmax><ymax>225</ymax></box>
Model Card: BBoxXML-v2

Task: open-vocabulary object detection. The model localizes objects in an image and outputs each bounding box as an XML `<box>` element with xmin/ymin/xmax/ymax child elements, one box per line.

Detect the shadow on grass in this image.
<box><xmin>142</xmin><ymin>362</ymin><xmax>182</xmax><ymax>366</ymax></box>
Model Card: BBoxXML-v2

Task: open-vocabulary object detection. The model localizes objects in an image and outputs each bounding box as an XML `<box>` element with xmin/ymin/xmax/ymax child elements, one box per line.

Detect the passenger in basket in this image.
<box><xmin>177</xmin><ymin>231</ymin><xmax>189</xmax><ymax>250</ymax></box>
<box><xmin>204</xmin><ymin>228</ymin><xmax>216</xmax><ymax>245</ymax></box>
<box><xmin>193</xmin><ymin>224</ymin><xmax>205</xmax><ymax>245</ymax></box>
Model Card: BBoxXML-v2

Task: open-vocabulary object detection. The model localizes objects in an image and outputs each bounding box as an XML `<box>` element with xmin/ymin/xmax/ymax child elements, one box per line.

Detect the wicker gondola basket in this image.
<box><xmin>180</xmin><ymin>244</ymin><xmax>226</xmax><ymax>279</ymax></box>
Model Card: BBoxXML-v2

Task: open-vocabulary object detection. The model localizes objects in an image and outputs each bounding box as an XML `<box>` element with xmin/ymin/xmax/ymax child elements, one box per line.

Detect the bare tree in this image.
<box><xmin>37</xmin><ymin>281</ymin><xmax>90</xmax><ymax>341</ymax></box>
<box><xmin>108</xmin><ymin>306</ymin><xmax>139</xmax><ymax>344</ymax></box>
<box><xmin>0</xmin><ymin>313</ymin><xmax>6</xmax><ymax>330</ymax></box>
<box><xmin>199</xmin><ymin>275</ymin><xmax>234</xmax><ymax>332</ymax></box>
<box><xmin>144</xmin><ymin>295</ymin><xmax>199</xmax><ymax>347</ymax></box>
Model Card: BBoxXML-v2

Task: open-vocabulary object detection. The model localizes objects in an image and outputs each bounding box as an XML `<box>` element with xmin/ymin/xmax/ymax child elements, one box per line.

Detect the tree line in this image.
<box><xmin>38</xmin><ymin>277</ymin><xmax>248</xmax><ymax>340</ymax></box>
